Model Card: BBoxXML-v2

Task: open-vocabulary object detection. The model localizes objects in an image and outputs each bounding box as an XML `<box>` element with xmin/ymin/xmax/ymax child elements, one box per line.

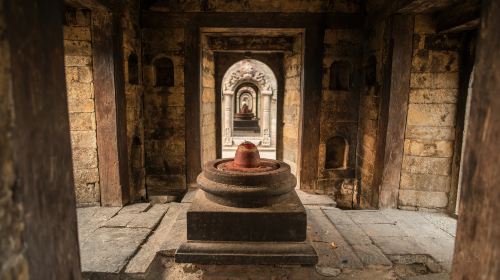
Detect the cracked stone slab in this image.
<box><xmin>125</xmin><ymin>203</ymin><xmax>184</xmax><ymax>274</ymax></box>
<box><xmin>351</xmin><ymin>244</ymin><xmax>393</xmax><ymax>267</ymax></box>
<box><xmin>322</xmin><ymin>207</ymin><xmax>356</xmax><ymax>225</ymax></box>
<box><xmin>103</xmin><ymin>204</ymin><xmax>169</xmax><ymax>229</ymax></box>
<box><xmin>345</xmin><ymin>210</ymin><xmax>395</xmax><ymax>224</ymax></box>
<box><xmin>80</xmin><ymin>227</ymin><xmax>151</xmax><ymax>273</ymax></box>
<box><xmin>334</xmin><ymin>224</ymin><xmax>372</xmax><ymax>245</ymax></box>
<box><xmin>118</xmin><ymin>203</ymin><xmax>150</xmax><ymax>214</ymax></box>
<box><xmin>181</xmin><ymin>188</ymin><xmax>198</xmax><ymax>203</ymax></box>
<box><xmin>77</xmin><ymin>207</ymin><xmax>121</xmax><ymax>243</ymax></box>
<box><xmin>159</xmin><ymin>203</ymin><xmax>190</xmax><ymax>256</ymax></box>
<box><xmin>381</xmin><ymin>210</ymin><xmax>451</xmax><ymax>239</ymax></box>
<box><xmin>419</xmin><ymin>212</ymin><xmax>457</xmax><ymax>237</ymax></box>
<box><xmin>371</xmin><ymin>236</ymin><xmax>427</xmax><ymax>255</ymax></box>
<box><xmin>359</xmin><ymin>223</ymin><xmax>408</xmax><ymax>237</ymax></box>
<box><xmin>297</xmin><ymin>190</ymin><xmax>336</xmax><ymax>206</ymax></box>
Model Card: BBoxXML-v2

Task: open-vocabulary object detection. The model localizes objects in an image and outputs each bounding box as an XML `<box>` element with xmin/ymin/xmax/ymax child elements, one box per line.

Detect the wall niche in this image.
<box><xmin>329</xmin><ymin>60</ymin><xmax>351</xmax><ymax>90</ymax></box>
<box><xmin>365</xmin><ymin>55</ymin><xmax>377</xmax><ymax>87</ymax></box>
<box><xmin>154</xmin><ymin>56</ymin><xmax>174</xmax><ymax>87</ymax></box>
<box><xmin>325</xmin><ymin>136</ymin><xmax>348</xmax><ymax>169</ymax></box>
<box><xmin>128</xmin><ymin>52</ymin><xmax>139</xmax><ymax>85</ymax></box>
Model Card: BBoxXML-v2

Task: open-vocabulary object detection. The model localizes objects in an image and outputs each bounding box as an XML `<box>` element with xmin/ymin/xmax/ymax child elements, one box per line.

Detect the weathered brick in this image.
<box><xmin>63</xmin><ymin>26</ymin><xmax>91</xmax><ymax>41</ymax></box>
<box><xmin>402</xmin><ymin>156</ymin><xmax>451</xmax><ymax>176</ymax></box>
<box><xmin>67</xmin><ymin>98</ymin><xmax>95</xmax><ymax>113</ymax></box>
<box><xmin>67</xmin><ymin>81</ymin><xmax>94</xmax><ymax>99</ymax></box>
<box><xmin>411</xmin><ymin>50</ymin><xmax>459</xmax><ymax>73</ymax></box>
<box><xmin>410</xmin><ymin>72</ymin><xmax>459</xmax><ymax>89</ymax></box>
<box><xmin>64</xmin><ymin>40</ymin><xmax>92</xmax><ymax>56</ymax></box>
<box><xmin>405</xmin><ymin>126</ymin><xmax>455</xmax><ymax>140</ymax></box>
<box><xmin>73</xmin><ymin>168</ymin><xmax>99</xmax><ymax>185</ymax></box>
<box><xmin>72</xmin><ymin>148</ymin><xmax>98</xmax><ymax>169</ymax></box>
<box><xmin>407</xmin><ymin>103</ymin><xmax>456</xmax><ymax>127</ymax></box>
<box><xmin>69</xmin><ymin>112</ymin><xmax>95</xmax><ymax>131</ymax></box>
<box><xmin>400</xmin><ymin>172</ymin><xmax>451</xmax><ymax>192</ymax></box>
<box><xmin>404</xmin><ymin>139</ymin><xmax>454</xmax><ymax>157</ymax></box>
<box><xmin>65</xmin><ymin>55</ymin><xmax>92</xmax><ymax>67</ymax></box>
<box><xmin>71</xmin><ymin>131</ymin><xmax>97</xmax><ymax>148</ymax></box>
<box><xmin>398</xmin><ymin>190</ymin><xmax>448</xmax><ymax>208</ymax></box>
<box><xmin>409</xmin><ymin>89</ymin><xmax>457</xmax><ymax>104</ymax></box>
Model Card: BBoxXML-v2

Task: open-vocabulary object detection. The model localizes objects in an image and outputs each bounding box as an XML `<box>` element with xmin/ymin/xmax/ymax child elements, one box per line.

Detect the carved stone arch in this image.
<box><xmin>222</xmin><ymin>59</ymin><xmax>277</xmax><ymax>96</ymax></box>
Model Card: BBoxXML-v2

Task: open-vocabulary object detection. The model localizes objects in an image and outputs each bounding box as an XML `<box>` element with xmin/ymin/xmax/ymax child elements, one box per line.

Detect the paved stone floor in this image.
<box><xmin>78</xmin><ymin>189</ymin><xmax>456</xmax><ymax>280</ymax></box>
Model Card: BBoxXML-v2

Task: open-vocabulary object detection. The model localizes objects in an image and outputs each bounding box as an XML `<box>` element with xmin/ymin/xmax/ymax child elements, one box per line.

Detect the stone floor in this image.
<box><xmin>78</xmin><ymin>189</ymin><xmax>456</xmax><ymax>280</ymax></box>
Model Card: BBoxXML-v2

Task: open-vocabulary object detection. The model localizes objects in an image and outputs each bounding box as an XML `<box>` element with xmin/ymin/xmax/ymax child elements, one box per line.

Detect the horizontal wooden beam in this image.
<box><xmin>365</xmin><ymin>0</ymin><xmax>459</xmax><ymax>28</ymax></box>
<box><xmin>64</xmin><ymin>0</ymin><xmax>113</xmax><ymax>10</ymax></box>
<box><xmin>141</xmin><ymin>12</ymin><xmax>363</xmax><ymax>29</ymax></box>
<box><xmin>435</xmin><ymin>0</ymin><xmax>481</xmax><ymax>33</ymax></box>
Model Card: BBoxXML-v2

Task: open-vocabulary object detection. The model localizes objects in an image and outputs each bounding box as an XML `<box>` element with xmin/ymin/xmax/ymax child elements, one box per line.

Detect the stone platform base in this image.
<box><xmin>176</xmin><ymin>241</ymin><xmax>317</xmax><ymax>265</ymax></box>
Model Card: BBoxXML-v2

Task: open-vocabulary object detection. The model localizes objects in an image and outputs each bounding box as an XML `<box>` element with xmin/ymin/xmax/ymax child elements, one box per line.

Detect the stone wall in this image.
<box><xmin>201</xmin><ymin>36</ymin><xmax>216</xmax><ymax>164</ymax></box>
<box><xmin>0</xmin><ymin>1</ymin><xmax>29</xmax><ymax>276</ymax></box>
<box><xmin>63</xmin><ymin>7</ymin><xmax>100</xmax><ymax>206</ymax></box>
<box><xmin>318</xmin><ymin>28</ymin><xmax>363</xmax><ymax>208</ymax></box>
<box><xmin>142</xmin><ymin>27</ymin><xmax>186</xmax><ymax>196</ymax></box>
<box><xmin>122</xmin><ymin>0</ymin><xmax>146</xmax><ymax>202</ymax></box>
<box><xmin>399</xmin><ymin>15</ymin><xmax>460</xmax><ymax>210</ymax></box>
<box><xmin>283</xmin><ymin>37</ymin><xmax>302</xmax><ymax>175</ymax></box>
<box><xmin>149</xmin><ymin>0</ymin><xmax>360</xmax><ymax>13</ymax></box>
<box><xmin>357</xmin><ymin>21</ymin><xmax>386</xmax><ymax>208</ymax></box>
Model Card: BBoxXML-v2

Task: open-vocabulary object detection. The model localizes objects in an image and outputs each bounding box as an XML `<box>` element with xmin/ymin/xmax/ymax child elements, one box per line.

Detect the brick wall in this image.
<box><xmin>63</xmin><ymin>8</ymin><xmax>100</xmax><ymax>206</ymax></box>
<box><xmin>318</xmin><ymin>28</ymin><xmax>362</xmax><ymax>208</ymax></box>
<box><xmin>357</xmin><ymin>21</ymin><xmax>386</xmax><ymax>208</ymax></box>
<box><xmin>399</xmin><ymin>15</ymin><xmax>460</xmax><ymax>210</ymax></box>
<box><xmin>201</xmin><ymin>36</ymin><xmax>216</xmax><ymax>164</ymax></box>
<box><xmin>122</xmin><ymin>0</ymin><xmax>146</xmax><ymax>202</ymax></box>
<box><xmin>283</xmin><ymin>37</ymin><xmax>302</xmax><ymax>175</ymax></box>
<box><xmin>142</xmin><ymin>28</ymin><xmax>186</xmax><ymax>196</ymax></box>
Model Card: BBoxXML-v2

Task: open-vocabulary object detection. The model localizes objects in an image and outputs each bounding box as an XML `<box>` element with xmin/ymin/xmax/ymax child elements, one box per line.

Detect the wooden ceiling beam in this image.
<box><xmin>435</xmin><ymin>0</ymin><xmax>481</xmax><ymax>33</ymax></box>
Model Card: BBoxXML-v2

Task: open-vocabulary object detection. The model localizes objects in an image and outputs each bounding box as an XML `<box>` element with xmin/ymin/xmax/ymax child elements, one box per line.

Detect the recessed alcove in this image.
<box><xmin>329</xmin><ymin>60</ymin><xmax>352</xmax><ymax>91</ymax></box>
<box><xmin>325</xmin><ymin>136</ymin><xmax>348</xmax><ymax>170</ymax></box>
<box><xmin>128</xmin><ymin>52</ymin><xmax>139</xmax><ymax>85</ymax></box>
<box><xmin>365</xmin><ymin>55</ymin><xmax>377</xmax><ymax>87</ymax></box>
<box><xmin>153</xmin><ymin>56</ymin><xmax>174</xmax><ymax>87</ymax></box>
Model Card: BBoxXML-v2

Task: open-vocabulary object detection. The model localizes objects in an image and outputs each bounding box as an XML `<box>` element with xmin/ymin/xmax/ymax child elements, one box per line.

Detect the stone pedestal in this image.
<box><xmin>175</xmin><ymin>191</ymin><xmax>317</xmax><ymax>264</ymax></box>
<box><xmin>175</xmin><ymin>142</ymin><xmax>318</xmax><ymax>265</ymax></box>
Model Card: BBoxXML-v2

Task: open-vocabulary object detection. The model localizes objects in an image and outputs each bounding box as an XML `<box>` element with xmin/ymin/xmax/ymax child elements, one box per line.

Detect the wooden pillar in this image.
<box><xmin>92</xmin><ymin>11</ymin><xmax>130</xmax><ymax>206</ymax></box>
<box><xmin>4</xmin><ymin>0</ymin><xmax>81</xmax><ymax>278</ymax></box>
<box><xmin>185</xmin><ymin>25</ymin><xmax>202</xmax><ymax>186</ymax></box>
<box><xmin>299</xmin><ymin>26</ymin><xmax>324</xmax><ymax>190</ymax></box>
<box><xmin>452</xmin><ymin>0</ymin><xmax>500</xmax><ymax>278</ymax></box>
<box><xmin>375</xmin><ymin>15</ymin><xmax>414</xmax><ymax>208</ymax></box>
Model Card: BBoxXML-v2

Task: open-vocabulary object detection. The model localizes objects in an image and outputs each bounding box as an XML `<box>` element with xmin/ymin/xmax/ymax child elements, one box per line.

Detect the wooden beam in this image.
<box><xmin>452</xmin><ymin>0</ymin><xmax>500</xmax><ymax>278</ymax></box>
<box><xmin>376</xmin><ymin>15</ymin><xmax>415</xmax><ymax>209</ymax></box>
<box><xmin>299</xmin><ymin>26</ymin><xmax>324</xmax><ymax>190</ymax></box>
<box><xmin>184</xmin><ymin>26</ymin><xmax>202</xmax><ymax>186</ymax></box>
<box><xmin>92</xmin><ymin>11</ymin><xmax>130</xmax><ymax>206</ymax></box>
<box><xmin>141</xmin><ymin>12</ymin><xmax>362</xmax><ymax>29</ymax></box>
<box><xmin>64</xmin><ymin>0</ymin><xmax>113</xmax><ymax>10</ymax></box>
<box><xmin>4</xmin><ymin>0</ymin><xmax>81</xmax><ymax>278</ymax></box>
<box><xmin>435</xmin><ymin>0</ymin><xmax>481</xmax><ymax>33</ymax></box>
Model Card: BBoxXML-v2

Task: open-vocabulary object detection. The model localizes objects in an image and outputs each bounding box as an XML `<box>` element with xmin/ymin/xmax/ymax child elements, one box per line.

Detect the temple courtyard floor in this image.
<box><xmin>78</xmin><ymin>189</ymin><xmax>456</xmax><ymax>280</ymax></box>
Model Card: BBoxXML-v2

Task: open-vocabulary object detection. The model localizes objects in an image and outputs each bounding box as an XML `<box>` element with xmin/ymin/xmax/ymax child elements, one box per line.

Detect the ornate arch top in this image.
<box><xmin>222</xmin><ymin>59</ymin><xmax>277</xmax><ymax>95</ymax></box>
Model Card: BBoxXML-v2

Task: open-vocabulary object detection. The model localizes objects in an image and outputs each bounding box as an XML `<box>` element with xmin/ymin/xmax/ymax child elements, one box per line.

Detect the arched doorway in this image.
<box><xmin>220</xmin><ymin>59</ymin><xmax>278</xmax><ymax>159</ymax></box>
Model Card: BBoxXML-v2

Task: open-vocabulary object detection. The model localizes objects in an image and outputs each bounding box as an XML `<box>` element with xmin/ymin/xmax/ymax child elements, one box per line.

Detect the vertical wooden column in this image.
<box><xmin>452</xmin><ymin>0</ymin><xmax>500</xmax><ymax>278</ymax></box>
<box><xmin>299</xmin><ymin>26</ymin><xmax>324</xmax><ymax>190</ymax></box>
<box><xmin>92</xmin><ymin>11</ymin><xmax>130</xmax><ymax>206</ymax></box>
<box><xmin>376</xmin><ymin>15</ymin><xmax>414</xmax><ymax>208</ymax></box>
<box><xmin>185</xmin><ymin>26</ymin><xmax>202</xmax><ymax>186</ymax></box>
<box><xmin>4</xmin><ymin>0</ymin><xmax>81</xmax><ymax>278</ymax></box>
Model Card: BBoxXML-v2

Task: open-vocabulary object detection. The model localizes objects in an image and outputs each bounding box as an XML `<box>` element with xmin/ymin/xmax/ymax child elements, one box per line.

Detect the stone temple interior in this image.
<box><xmin>1</xmin><ymin>0</ymin><xmax>499</xmax><ymax>279</ymax></box>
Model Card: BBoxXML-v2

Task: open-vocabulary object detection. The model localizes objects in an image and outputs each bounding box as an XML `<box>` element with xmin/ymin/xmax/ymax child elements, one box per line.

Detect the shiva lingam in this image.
<box><xmin>175</xmin><ymin>142</ymin><xmax>318</xmax><ymax>265</ymax></box>
<box><xmin>233</xmin><ymin>103</ymin><xmax>260</xmax><ymax>132</ymax></box>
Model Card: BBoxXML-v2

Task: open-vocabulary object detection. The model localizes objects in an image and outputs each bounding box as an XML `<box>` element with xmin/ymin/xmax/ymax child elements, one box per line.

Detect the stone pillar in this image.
<box><xmin>223</xmin><ymin>91</ymin><xmax>233</xmax><ymax>146</ymax></box>
<box><xmin>262</xmin><ymin>90</ymin><xmax>272</xmax><ymax>146</ymax></box>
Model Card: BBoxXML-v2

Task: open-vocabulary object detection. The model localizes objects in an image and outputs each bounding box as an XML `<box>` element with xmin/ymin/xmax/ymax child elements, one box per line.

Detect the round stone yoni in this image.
<box><xmin>197</xmin><ymin>142</ymin><xmax>296</xmax><ymax>207</ymax></box>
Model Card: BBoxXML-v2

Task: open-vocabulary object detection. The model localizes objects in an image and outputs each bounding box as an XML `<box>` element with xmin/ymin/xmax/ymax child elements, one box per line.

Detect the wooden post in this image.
<box><xmin>376</xmin><ymin>15</ymin><xmax>414</xmax><ymax>208</ymax></box>
<box><xmin>452</xmin><ymin>0</ymin><xmax>500</xmax><ymax>278</ymax></box>
<box><xmin>4</xmin><ymin>0</ymin><xmax>81</xmax><ymax>277</ymax></box>
<box><xmin>92</xmin><ymin>11</ymin><xmax>130</xmax><ymax>206</ymax></box>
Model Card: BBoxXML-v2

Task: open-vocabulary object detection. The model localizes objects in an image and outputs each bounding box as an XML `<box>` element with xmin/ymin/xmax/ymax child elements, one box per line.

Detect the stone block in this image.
<box><xmin>73</xmin><ymin>168</ymin><xmax>99</xmax><ymax>185</ymax></box>
<box><xmin>410</xmin><ymin>72</ymin><xmax>459</xmax><ymax>89</ymax></box>
<box><xmin>398</xmin><ymin>190</ymin><xmax>449</xmax><ymax>208</ymax></box>
<box><xmin>404</xmin><ymin>139</ymin><xmax>454</xmax><ymax>157</ymax></box>
<box><xmin>359</xmin><ymin>223</ymin><xmax>407</xmax><ymax>237</ymax></box>
<box><xmin>72</xmin><ymin>148</ymin><xmax>98</xmax><ymax>169</ymax></box>
<box><xmin>67</xmin><ymin>98</ymin><xmax>95</xmax><ymax>113</ymax></box>
<box><xmin>402</xmin><ymin>156</ymin><xmax>451</xmax><ymax>176</ymax></box>
<box><xmin>335</xmin><ymin>224</ymin><xmax>372</xmax><ymax>245</ymax></box>
<box><xmin>407</xmin><ymin>103</ymin><xmax>456</xmax><ymax>127</ymax></box>
<box><xmin>400</xmin><ymin>172</ymin><xmax>451</xmax><ymax>192</ymax></box>
<box><xmin>412</xmin><ymin>50</ymin><xmax>459</xmax><ymax>73</ymax></box>
<box><xmin>70</xmin><ymin>130</ymin><xmax>97</xmax><ymax>148</ymax></box>
<box><xmin>63</xmin><ymin>26</ymin><xmax>91</xmax><ymax>41</ymax></box>
<box><xmin>77</xmin><ymin>66</ymin><xmax>93</xmax><ymax>83</ymax></box>
<box><xmin>405</xmin><ymin>126</ymin><xmax>455</xmax><ymax>140</ymax></box>
<box><xmin>344</xmin><ymin>210</ymin><xmax>394</xmax><ymax>224</ymax></box>
<box><xmin>409</xmin><ymin>89</ymin><xmax>457</xmax><ymax>104</ymax></box>
<box><xmin>64</xmin><ymin>40</ymin><xmax>92</xmax><ymax>56</ymax></box>
<box><xmin>74</xmin><ymin>182</ymin><xmax>98</xmax><ymax>205</ymax></box>
<box><xmin>414</xmin><ymin>15</ymin><xmax>435</xmax><ymax>34</ymax></box>
<box><xmin>352</xmin><ymin>244</ymin><xmax>392</xmax><ymax>266</ymax></box>
<box><xmin>67</xmin><ymin>81</ymin><xmax>94</xmax><ymax>100</ymax></box>
<box><xmin>69</xmin><ymin>112</ymin><xmax>95</xmax><ymax>131</ymax></box>
<box><xmin>65</xmin><ymin>55</ymin><xmax>92</xmax><ymax>67</ymax></box>
<box><xmin>371</xmin><ymin>236</ymin><xmax>427</xmax><ymax>255</ymax></box>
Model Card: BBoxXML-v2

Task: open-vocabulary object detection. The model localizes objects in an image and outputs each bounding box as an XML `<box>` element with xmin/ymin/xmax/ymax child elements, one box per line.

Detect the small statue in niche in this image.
<box><xmin>241</xmin><ymin>102</ymin><xmax>250</xmax><ymax>114</ymax></box>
